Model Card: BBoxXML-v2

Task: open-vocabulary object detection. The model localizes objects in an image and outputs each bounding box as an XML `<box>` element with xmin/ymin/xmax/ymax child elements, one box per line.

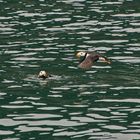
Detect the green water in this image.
<box><xmin>0</xmin><ymin>0</ymin><xmax>140</xmax><ymax>140</ymax></box>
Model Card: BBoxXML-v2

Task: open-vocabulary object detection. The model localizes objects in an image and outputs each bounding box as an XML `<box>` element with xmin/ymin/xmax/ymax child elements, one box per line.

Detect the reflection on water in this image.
<box><xmin>0</xmin><ymin>0</ymin><xmax>140</xmax><ymax>139</ymax></box>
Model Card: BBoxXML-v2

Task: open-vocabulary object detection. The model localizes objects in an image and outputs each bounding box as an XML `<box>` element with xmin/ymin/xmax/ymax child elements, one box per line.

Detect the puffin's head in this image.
<box><xmin>76</xmin><ymin>51</ymin><xmax>86</xmax><ymax>58</ymax></box>
<box><xmin>38</xmin><ymin>71</ymin><xmax>50</xmax><ymax>79</ymax></box>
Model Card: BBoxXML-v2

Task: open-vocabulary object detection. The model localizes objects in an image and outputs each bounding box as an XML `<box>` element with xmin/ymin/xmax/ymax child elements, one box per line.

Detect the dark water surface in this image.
<box><xmin>0</xmin><ymin>0</ymin><xmax>140</xmax><ymax>139</ymax></box>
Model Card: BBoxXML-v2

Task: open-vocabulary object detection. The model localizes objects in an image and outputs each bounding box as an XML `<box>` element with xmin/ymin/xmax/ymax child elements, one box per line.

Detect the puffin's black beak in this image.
<box><xmin>99</xmin><ymin>56</ymin><xmax>111</xmax><ymax>64</ymax></box>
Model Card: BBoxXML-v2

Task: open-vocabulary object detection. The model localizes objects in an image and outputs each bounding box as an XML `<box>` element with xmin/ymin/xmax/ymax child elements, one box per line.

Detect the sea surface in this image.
<box><xmin>0</xmin><ymin>0</ymin><xmax>140</xmax><ymax>140</ymax></box>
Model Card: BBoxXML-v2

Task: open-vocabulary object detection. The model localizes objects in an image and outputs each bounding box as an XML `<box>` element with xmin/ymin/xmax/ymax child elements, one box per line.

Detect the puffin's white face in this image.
<box><xmin>76</xmin><ymin>51</ymin><xmax>86</xmax><ymax>58</ymax></box>
<box><xmin>38</xmin><ymin>71</ymin><xmax>47</xmax><ymax>78</ymax></box>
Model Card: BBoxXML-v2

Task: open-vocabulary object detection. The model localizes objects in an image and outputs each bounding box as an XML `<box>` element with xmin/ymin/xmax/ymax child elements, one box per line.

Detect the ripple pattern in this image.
<box><xmin>0</xmin><ymin>0</ymin><xmax>140</xmax><ymax>139</ymax></box>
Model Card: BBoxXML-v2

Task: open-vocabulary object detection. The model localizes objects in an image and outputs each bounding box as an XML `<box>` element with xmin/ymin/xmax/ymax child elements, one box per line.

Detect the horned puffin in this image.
<box><xmin>76</xmin><ymin>51</ymin><xmax>111</xmax><ymax>69</ymax></box>
<box><xmin>38</xmin><ymin>70</ymin><xmax>51</xmax><ymax>79</ymax></box>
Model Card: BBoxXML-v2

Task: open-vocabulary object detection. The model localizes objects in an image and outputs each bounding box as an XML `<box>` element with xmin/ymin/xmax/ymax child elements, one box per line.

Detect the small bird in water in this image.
<box><xmin>76</xmin><ymin>51</ymin><xmax>111</xmax><ymax>69</ymax></box>
<box><xmin>38</xmin><ymin>70</ymin><xmax>51</xmax><ymax>79</ymax></box>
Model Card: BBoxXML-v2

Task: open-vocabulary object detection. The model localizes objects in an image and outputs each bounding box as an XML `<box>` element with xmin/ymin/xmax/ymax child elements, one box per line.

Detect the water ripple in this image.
<box><xmin>13</xmin><ymin>113</ymin><xmax>62</xmax><ymax>120</ymax></box>
<box><xmin>0</xmin><ymin>0</ymin><xmax>140</xmax><ymax>139</ymax></box>
<box><xmin>102</xmin><ymin>125</ymin><xmax>127</xmax><ymax>130</ymax></box>
<box><xmin>16</xmin><ymin>125</ymin><xmax>53</xmax><ymax>132</ymax></box>
<box><xmin>0</xmin><ymin>130</ymin><xmax>14</xmax><ymax>135</ymax></box>
<box><xmin>96</xmin><ymin>99</ymin><xmax>140</xmax><ymax>104</ymax></box>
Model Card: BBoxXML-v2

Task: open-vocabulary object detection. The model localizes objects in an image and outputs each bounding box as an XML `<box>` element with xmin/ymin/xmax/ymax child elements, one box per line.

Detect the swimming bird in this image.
<box><xmin>76</xmin><ymin>51</ymin><xmax>111</xmax><ymax>69</ymax></box>
<box><xmin>38</xmin><ymin>71</ymin><xmax>51</xmax><ymax>79</ymax></box>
